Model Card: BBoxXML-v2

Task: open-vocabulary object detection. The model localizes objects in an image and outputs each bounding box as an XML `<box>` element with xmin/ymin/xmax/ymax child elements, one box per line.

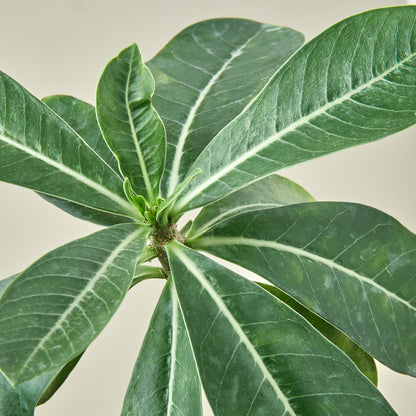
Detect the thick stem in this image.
<box><xmin>150</xmin><ymin>222</ymin><xmax>184</xmax><ymax>276</ymax></box>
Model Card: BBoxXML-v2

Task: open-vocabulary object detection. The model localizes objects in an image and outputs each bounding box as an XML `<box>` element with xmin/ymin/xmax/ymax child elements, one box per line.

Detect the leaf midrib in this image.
<box><xmin>174</xmin><ymin>50</ymin><xmax>416</xmax><ymax>212</ymax></box>
<box><xmin>166</xmin><ymin>25</ymin><xmax>268</xmax><ymax>196</ymax></box>
<box><xmin>195</xmin><ymin>236</ymin><xmax>416</xmax><ymax>313</ymax></box>
<box><xmin>167</xmin><ymin>284</ymin><xmax>179</xmax><ymax>415</ymax></box>
<box><xmin>0</xmin><ymin>134</ymin><xmax>136</xmax><ymax>218</ymax></box>
<box><xmin>170</xmin><ymin>244</ymin><xmax>297</xmax><ymax>416</ymax></box>
<box><xmin>13</xmin><ymin>227</ymin><xmax>145</xmax><ymax>383</ymax></box>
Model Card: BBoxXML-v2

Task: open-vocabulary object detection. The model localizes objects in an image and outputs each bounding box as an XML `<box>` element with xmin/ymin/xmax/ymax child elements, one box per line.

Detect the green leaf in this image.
<box><xmin>258</xmin><ymin>282</ymin><xmax>377</xmax><ymax>385</ymax></box>
<box><xmin>42</xmin><ymin>95</ymin><xmax>120</xmax><ymax>173</ymax></box>
<box><xmin>191</xmin><ymin>202</ymin><xmax>416</xmax><ymax>376</ymax></box>
<box><xmin>171</xmin><ymin>6</ymin><xmax>416</xmax><ymax>214</ymax></box>
<box><xmin>166</xmin><ymin>242</ymin><xmax>396</xmax><ymax>416</ymax></box>
<box><xmin>188</xmin><ymin>174</ymin><xmax>314</xmax><ymax>240</ymax></box>
<box><xmin>0</xmin><ymin>72</ymin><xmax>137</xmax><ymax>220</ymax></box>
<box><xmin>36</xmin><ymin>352</ymin><xmax>83</xmax><ymax>406</ymax></box>
<box><xmin>96</xmin><ymin>43</ymin><xmax>166</xmax><ymax>204</ymax></box>
<box><xmin>37</xmin><ymin>95</ymin><xmax>133</xmax><ymax>226</ymax></box>
<box><xmin>130</xmin><ymin>265</ymin><xmax>165</xmax><ymax>289</ymax></box>
<box><xmin>147</xmin><ymin>18</ymin><xmax>304</xmax><ymax>197</ymax></box>
<box><xmin>0</xmin><ymin>369</ymin><xmax>56</xmax><ymax>416</ymax></box>
<box><xmin>0</xmin><ymin>274</ymin><xmax>73</xmax><ymax>414</ymax></box>
<box><xmin>0</xmin><ymin>223</ymin><xmax>149</xmax><ymax>385</ymax></box>
<box><xmin>122</xmin><ymin>279</ymin><xmax>201</xmax><ymax>416</ymax></box>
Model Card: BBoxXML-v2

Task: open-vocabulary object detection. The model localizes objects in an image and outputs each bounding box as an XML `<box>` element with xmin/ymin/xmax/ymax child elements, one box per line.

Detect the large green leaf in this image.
<box><xmin>258</xmin><ymin>282</ymin><xmax>377</xmax><ymax>385</ymax></box>
<box><xmin>122</xmin><ymin>279</ymin><xmax>201</xmax><ymax>416</ymax></box>
<box><xmin>96</xmin><ymin>43</ymin><xmax>166</xmax><ymax>204</ymax></box>
<box><xmin>43</xmin><ymin>95</ymin><xmax>120</xmax><ymax>173</ymax></box>
<box><xmin>39</xmin><ymin>95</ymin><xmax>131</xmax><ymax>226</ymax></box>
<box><xmin>171</xmin><ymin>6</ymin><xmax>416</xmax><ymax>214</ymax></box>
<box><xmin>166</xmin><ymin>242</ymin><xmax>396</xmax><ymax>416</ymax></box>
<box><xmin>147</xmin><ymin>18</ymin><xmax>304</xmax><ymax>196</ymax></box>
<box><xmin>0</xmin><ymin>274</ymin><xmax>80</xmax><ymax>414</ymax></box>
<box><xmin>0</xmin><ymin>223</ymin><xmax>149</xmax><ymax>385</ymax></box>
<box><xmin>0</xmin><ymin>72</ymin><xmax>137</xmax><ymax>220</ymax></box>
<box><xmin>190</xmin><ymin>202</ymin><xmax>416</xmax><ymax>376</ymax></box>
<box><xmin>188</xmin><ymin>174</ymin><xmax>314</xmax><ymax>240</ymax></box>
<box><xmin>0</xmin><ymin>369</ymin><xmax>55</xmax><ymax>416</ymax></box>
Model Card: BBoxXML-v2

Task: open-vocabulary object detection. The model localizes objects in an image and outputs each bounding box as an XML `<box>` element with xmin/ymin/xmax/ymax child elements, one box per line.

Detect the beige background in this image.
<box><xmin>0</xmin><ymin>0</ymin><xmax>415</xmax><ymax>414</ymax></box>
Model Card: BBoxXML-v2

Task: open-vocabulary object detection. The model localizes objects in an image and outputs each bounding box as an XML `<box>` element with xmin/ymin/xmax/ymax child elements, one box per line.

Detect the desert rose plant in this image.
<box><xmin>0</xmin><ymin>5</ymin><xmax>415</xmax><ymax>415</ymax></box>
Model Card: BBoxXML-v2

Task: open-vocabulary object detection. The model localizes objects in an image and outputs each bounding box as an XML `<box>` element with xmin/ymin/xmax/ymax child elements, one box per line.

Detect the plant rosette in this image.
<box><xmin>0</xmin><ymin>6</ymin><xmax>415</xmax><ymax>416</ymax></box>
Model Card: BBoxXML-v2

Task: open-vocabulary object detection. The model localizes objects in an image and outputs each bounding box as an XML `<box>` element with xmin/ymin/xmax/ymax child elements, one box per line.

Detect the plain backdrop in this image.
<box><xmin>0</xmin><ymin>0</ymin><xmax>415</xmax><ymax>415</ymax></box>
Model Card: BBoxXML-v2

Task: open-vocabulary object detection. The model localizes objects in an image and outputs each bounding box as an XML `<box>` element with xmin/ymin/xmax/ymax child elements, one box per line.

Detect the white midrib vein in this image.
<box><xmin>174</xmin><ymin>51</ymin><xmax>416</xmax><ymax>212</ymax></box>
<box><xmin>125</xmin><ymin>56</ymin><xmax>155</xmax><ymax>203</ymax></box>
<box><xmin>0</xmin><ymin>134</ymin><xmax>137</xmax><ymax>217</ymax></box>
<box><xmin>190</xmin><ymin>202</ymin><xmax>283</xmax><ymax>240</ymax></box>
<box><xmin>15</xmin><ymin>227</ymin><xmax>144</xmax><ymax>382</ymax></box>
<box><xmin>171</xmin><ymin>245</ymin><xmax>297</xmax><ymax>416</ymax></box>
<box><xmin>166</xmin><ymin>29</ymin><xmax>264</xmax><ymax>196</ymax></box>
<box><xmin>196</xmin><ymin>236</ymin><xmax>416</xmax><ymax>313</ymax></box>
<box><xmin>167</xmin><ymin>284</ymin><xmax>179</xmax><ymax>415</ymax></box>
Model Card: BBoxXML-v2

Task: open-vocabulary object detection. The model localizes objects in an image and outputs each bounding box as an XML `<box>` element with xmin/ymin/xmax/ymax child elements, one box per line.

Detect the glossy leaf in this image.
<box><xmin>0</xmin><ymin>223</ymin><xmax>149</xmax><ymax>385</ymax></box>
<box><xmin>188</xmin><ymin>174</ymin><xmax>314</xmax><ymax>240</ymax></box>
<box><xmin>147</xmin><ymin>18</ymin><xmax>304</xmax><ymax>196</ymax></box>
<box><xmin>258</xmin><ymin>282</ymin><xmax>377</xmax><ymax>385</ymax></box>
<box><xmin>43</xmin><ymin>95</ymin><xmax>120</xmax><ymax>173</ymax></box>
<box><xmin>191</xmin><ymin>202</ymin><xmax>416</xmax><ymax>376</ymax></box>
<box><xmin>166</xmin><ymin>242</ymin><xmax>396</xmax><ymax>415</ymax></box>
<box><xmin>0</xmin><ymin>275</ymin><xmax>61</xmax><ymax>414</ymax></box>
<box><xmin>96</xmin><ymin>43</ymin><xmax>166</xmax><ymax>204</ymax></box>
<box><xmin>38</xmin><ymin>95</ymin><xmax>132</xmax><ymax>226</ymax></box>
<box><xmin>0</xmin><ymin>72</ymin><xmax>137</xmax><ymax>220</ymax></box>
<box><xmin>36</xmin><ymin>352</ymin><xmax>83</xmax><ymax>406</ymax></box>
<box><xmin>130</xmin><ymin>265</ymin><xmax>165</xmax><ymax>289</ymax></box>
<box><xmin>171</xmin><ymin>6</ymin><xmax>416</xmax><ymax>214</ymax></box>
<box><xmin>122</xmin><ymin>279</ymin><xmax>201</xmax><ymax>416</ymax></box>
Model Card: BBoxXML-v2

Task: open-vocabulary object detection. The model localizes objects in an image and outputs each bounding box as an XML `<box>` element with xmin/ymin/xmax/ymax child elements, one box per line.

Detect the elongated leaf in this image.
<box><xmin>258</xmin><ymin>282</ymin><xmax>377</xmax><ymax>385</ymax></box>
<box><xmin>171</xmin><ymin>6</ymin><xmax>416</xmax><ymax>214</ymax></box>
<box><xmin>97</xmin><ymin>43</ymin><xmax>166</xmax><ymax>204</ymax></box>
<box><xmin>130</xmin><ymin>265</ymin><xmax>165</xmax><ymax>289</ymax></box>
<box><xmin>0</xmin><ymin>223</ymin><xmax>149</xmax><ymax>385</ymax></box>
<box><xmin>188</xmin><ymin>174</ymin><xmax>314</xmax><ymax>240</ymax></box>
<box><xmin>39</xmin><ymin>95</ymin><xmax>132</xmax><ymax>225</ymax></box>
<box><xmin>122</xmin><ymin>279</ymin><xmax>201</xmax><ymax>416</ymax></box>
<box><xmin>0</xmin><ymin>72</ymin><xmax>137</xmax><ymax>220</ymax></box>
<box><xmin>0</xmin><ymin>275</ymin><xmax>71</xmax><ymax>414</ymax></box>
<box><xmin>166</xmin><ymin>242</ymin><xmax>396</xmax><ymax>415</ymax></box>
<box><xmin>43</xmin><ymin>95</ymin><xmax>120</xmax><ymax>173</ymax></box>
<box><xmin>190</xmin><ymin>202</ymin><xmax>416</xmax><ymax>376</ymax></box>
<box><xmin>36</xmin><ymin>352</ymin><xmax>83</xmax><ymax>406</ymax></box>
<box><xmin>147</xmin><ymin>19</ymin><xmax>304</xmax><ymax>196</ymax></box>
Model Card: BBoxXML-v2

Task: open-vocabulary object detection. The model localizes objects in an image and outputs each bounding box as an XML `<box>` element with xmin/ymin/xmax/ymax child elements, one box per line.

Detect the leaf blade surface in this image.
<box><xmin>167</xmin><ymin>242</ymin><xmax>396</xmax><ymax>415</ymax></box>
<box><xmin>122</xmin><ymin>279</ymin><xmax>202</xmax><ymax>416</ymax></box>
<box><xmin>0</xmin><ymin>223</ymin><xmax>149</xmax><ymax>385</ymax></box>
<box><xmin>172</xmin><ymin>7</ymin><xmax>416</xmax><ymax>213</ymax></box>
<box><xmin>0</xmin><ymin>72</ymin><xmax>136</xmax><ymax>219</ymax></box>
<box><xmin>191</xmin><ymin>202</ymin><xmax>416</xmax><ymax>376</ymax></box>
<box><xmin>96</xmin><ymin>43</ymin><xmax>166</xmax><ymax>203</ymax></box>
<box><xmin>148</xmin><ymin>18</ymin><xmax>304</xmax><ymax>196</ymax></box>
